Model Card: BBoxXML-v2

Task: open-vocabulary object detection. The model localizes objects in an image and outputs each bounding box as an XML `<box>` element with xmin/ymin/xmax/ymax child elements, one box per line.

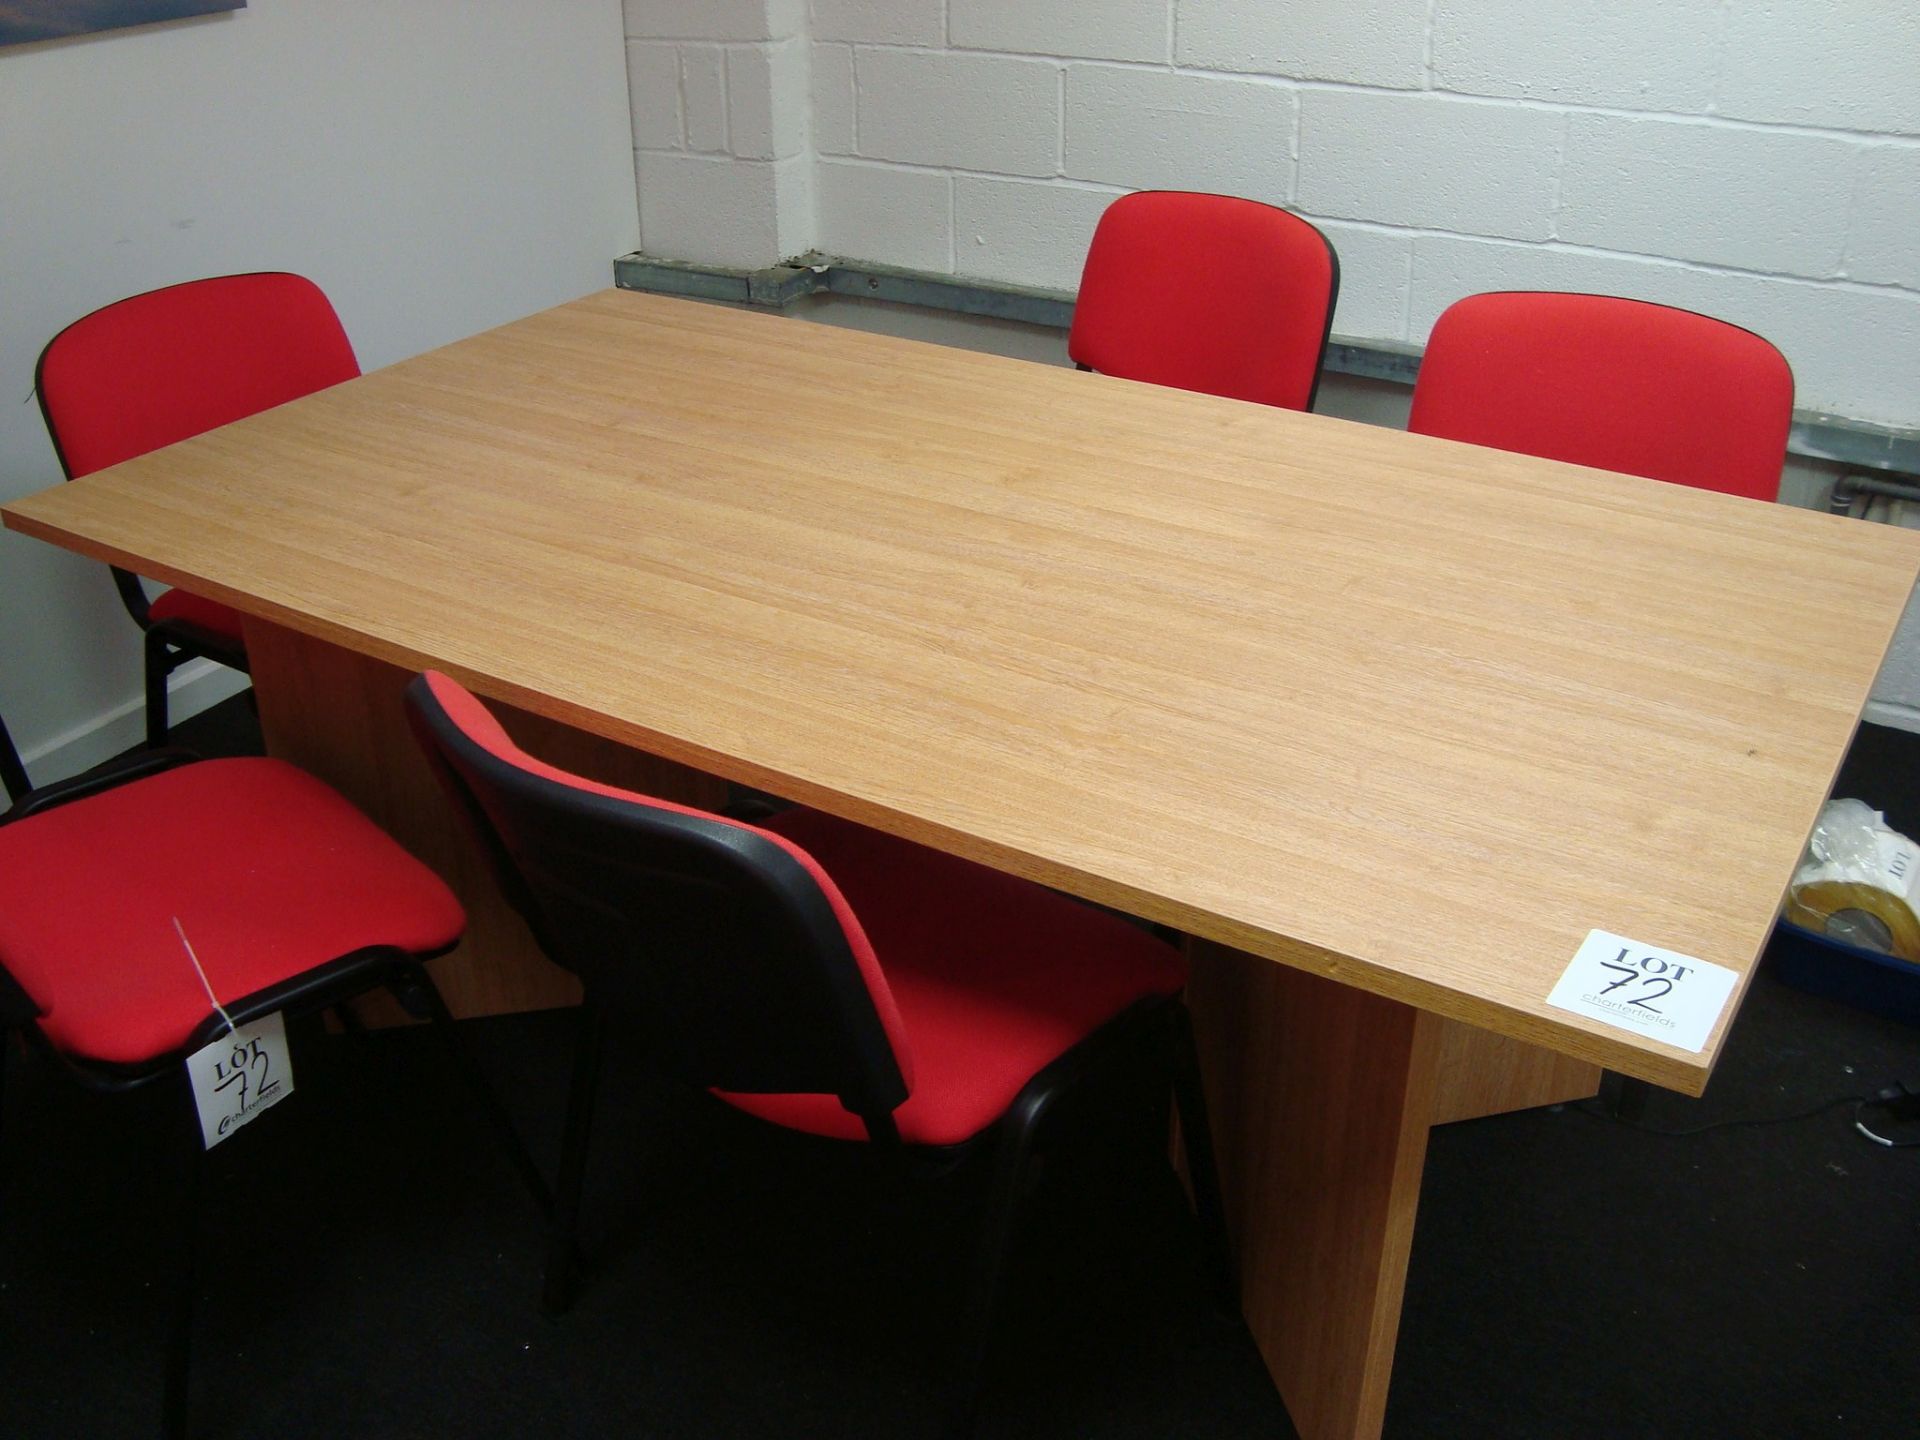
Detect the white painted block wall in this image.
<box><xmin>627</xmin><ymin>0</ymin><xmax>1920</xmax><ymax>433</ymax></box>
<box><xmin>625</xmin><ymin>0</ymin><xmax>814</xmax><ymax>267</ymax></box>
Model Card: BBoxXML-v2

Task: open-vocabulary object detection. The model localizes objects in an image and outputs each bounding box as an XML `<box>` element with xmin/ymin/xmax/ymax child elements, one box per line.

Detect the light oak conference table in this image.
<box><xmin>9</xmin><ymin>290</ymin><xmax>1919</xmax><ymax>1440</ymax></box>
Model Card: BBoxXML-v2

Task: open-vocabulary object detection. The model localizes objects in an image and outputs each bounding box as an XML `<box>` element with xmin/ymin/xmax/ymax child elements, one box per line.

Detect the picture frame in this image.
<box><xmin>1</xmin><ymin>1</ymin><xmax>245</xmax><ymax>48</ymax></box>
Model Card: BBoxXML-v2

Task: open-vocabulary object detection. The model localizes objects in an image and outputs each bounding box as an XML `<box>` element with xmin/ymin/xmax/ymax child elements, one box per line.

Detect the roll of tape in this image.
<box><xmin>1784</xmin><ymin>880</ymin><xmax>1920</xmax><ymax>963</ymax></box>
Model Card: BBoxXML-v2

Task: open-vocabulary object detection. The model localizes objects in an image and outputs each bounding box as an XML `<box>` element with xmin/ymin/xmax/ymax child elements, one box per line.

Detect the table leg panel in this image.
<box><xmin>1430</xmin><ymin>1021</ymin><xmax>1601</xmax><ymax>1126</ymax></box>
<box><xmin>1186</xmin><ymin>939</ymin><xmax>1443</xmax><ymax>1440</ymax></box>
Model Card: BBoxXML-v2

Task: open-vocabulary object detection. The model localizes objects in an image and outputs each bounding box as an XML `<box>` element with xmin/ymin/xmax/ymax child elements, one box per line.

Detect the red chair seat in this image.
<box><xmin>0</xmin><ymin>758</ymin><xmax>464</xmax><ymax>1065</ymax></box>
<box><xmin>148</xmin><ymin>587</ymin><xmax>246</xmax><ymax>648</ymax></box>
<box><xmin>716</xmin><ymin>809</ymin><xmax>1186</xmax><ymax>1146</ymax></box>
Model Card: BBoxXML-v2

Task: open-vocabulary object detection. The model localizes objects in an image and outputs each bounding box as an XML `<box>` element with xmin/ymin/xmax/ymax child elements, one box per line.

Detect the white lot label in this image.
<box><xmin>1546</xmin><ymin>930</ymin><xmax>1739</xmax><ymax>1053</ymax></box>
<box><xmin>186</xmin><ymin>1012</ymin><xmax>295</xmax><ymax>1149</ymax></box>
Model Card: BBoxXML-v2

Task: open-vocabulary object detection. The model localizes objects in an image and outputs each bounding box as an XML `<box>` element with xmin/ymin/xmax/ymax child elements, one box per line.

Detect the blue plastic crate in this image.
<box><xmin>1768</xmin><ymin>916</ymin><xmax>1920</xmax><ymax>1026</ymax></box>
<box><xmin>1763</xmin><ymin>720</ymin><xmax>1920</xmax><ymax>1024</ymax></box>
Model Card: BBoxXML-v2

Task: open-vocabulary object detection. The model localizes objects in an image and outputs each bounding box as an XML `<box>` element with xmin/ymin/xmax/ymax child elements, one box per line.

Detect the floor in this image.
<box><xmin>1</xmin><ymin>699</ymin><xmax>1915</xmax><ymax>1438</ymax></box>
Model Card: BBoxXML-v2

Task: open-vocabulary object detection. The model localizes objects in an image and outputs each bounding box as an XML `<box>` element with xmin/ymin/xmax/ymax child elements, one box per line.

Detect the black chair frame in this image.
<box><xmin>404</xmin><ymin>675</ymin><xmax>1235</xmax><ymax>1437</ymax></box>
<box><xmin>0</xmin><ymin>748</ymin><xmax>550</xmax><ymax>1440</ymax></box>
<box><xmin>0</xmin><ymin>709</ymin><xmax>29</xmax><ymax>807</ymax></box>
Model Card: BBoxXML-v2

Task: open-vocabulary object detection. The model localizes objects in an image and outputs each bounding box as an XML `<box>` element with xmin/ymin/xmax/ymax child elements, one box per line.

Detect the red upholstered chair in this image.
<box><xmin>35</xmin><ymin>273</ymin><xmax>362</xmax><ymax>745</ymax></box>
<box><xmin>1069</xmin><ymin>190</ymin><xmax>1340</xmax><ymax>411</ymax></box>
<box><xmin>1407</xmin><ymin>292</ymin><xmax>1794</xmax><ymax>500</ymax></box>
<box><xmin>0</xmin><ymin>717</ymin><xmax>543</xmax><ymax>1440</ymax></box>
<box><xmin>404</xmin><ymin>671</ymin><xmax>1233</xmax><ymax>1435</ymax></box>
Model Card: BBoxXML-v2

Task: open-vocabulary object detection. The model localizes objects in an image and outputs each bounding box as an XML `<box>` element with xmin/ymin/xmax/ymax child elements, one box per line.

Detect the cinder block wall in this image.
<box><xmin>624</xmin><ymin>0</ymin><xmax>814</xmax><ymax>267</ymax></box>
<box><xmin>626</xmin><ymin>1</ymin><xmax>1920</xmax><ymax>433</ymax></box>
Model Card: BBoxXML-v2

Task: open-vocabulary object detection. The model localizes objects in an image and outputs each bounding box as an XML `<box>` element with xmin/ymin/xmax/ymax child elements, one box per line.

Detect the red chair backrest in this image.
<box><xmin>403</xmin><ymin>672</ymin><xmax>914</xmax><ymax>1123</ymax></box>
<box><xmin>1407</xmin><ymin>292</ymin><xmax>1793</xmax><ymax>501</ymax></box>
<box><xmin>1068</xmin><ymin>191</ymin><xmax>1340</xmax><ymax>412</ymax></box>
<box><xmin>36</xmin><ymin>272</ymin><xmax>360</xmax><ymax>479</ymax></box>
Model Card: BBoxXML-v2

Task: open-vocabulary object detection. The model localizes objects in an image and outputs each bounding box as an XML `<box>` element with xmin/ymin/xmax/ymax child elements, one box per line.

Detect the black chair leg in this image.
<box><xmin>0</xmin><ymin>1031</ymin><xmax>11</xmax><ymax>1202</ymax></box>
<box><xmin>399</xmin><ymin>965</ymin><xmax>552</xmax><ymax>1218</ymax></box>
<box><xmin>163</xmin><ymin>1081</ymin><xmax>204</xmax><ymax>1440</ymax></box>
<box><xmin>0</xmin><ymin>709</ymin><xmax>30</xmax><ymax>804</ymax></box>
<box><xmin>545</xmin><ymin>997</ymin><xmax>608</xmax><ymax>1315</ymax></box>
<box><xmin>143</xmin><ymin>629</ymin><xmax>174</xmax><ymax>750</ymax></box>
<box><xmin>1600</xmin><ymin>1070</ymin><xmax>1652</xmax><ymax>1122</ymax></box>
<box><xmin>946</xmin><ymin>1092</ymin><xmax>1048</xmax><ymax>1440</ymax></box>
<box><xmin>1169</xmin><ymin>1005</ymin><xmax>1237</xmax><ymax>1313</ymax></box>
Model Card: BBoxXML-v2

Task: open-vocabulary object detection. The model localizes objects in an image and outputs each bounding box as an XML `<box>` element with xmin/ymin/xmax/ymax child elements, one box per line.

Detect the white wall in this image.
<box><xmin>627</xmin><ymin>1</ymin><xmax>1920</xmax><ymax>433</ymax></box>
<box><xmin>0</xmin><ymin>0</ymin><xmax>637</xmax><ymax>778</ymax></box>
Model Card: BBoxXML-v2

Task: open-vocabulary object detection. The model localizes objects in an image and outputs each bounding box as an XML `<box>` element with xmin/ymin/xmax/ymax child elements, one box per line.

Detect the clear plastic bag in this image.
<box><xmin>1785</xmin><ymin>799</ymin><xmax>1920</xmax><ymax>960</ymax></box>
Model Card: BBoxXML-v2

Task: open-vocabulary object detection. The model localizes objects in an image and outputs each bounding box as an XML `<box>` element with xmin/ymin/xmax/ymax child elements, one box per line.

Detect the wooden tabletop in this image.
<box><xmin>10</xmin><ymin>289</ymin><xmax>1917</xmax><ymax>1092</ymax></box>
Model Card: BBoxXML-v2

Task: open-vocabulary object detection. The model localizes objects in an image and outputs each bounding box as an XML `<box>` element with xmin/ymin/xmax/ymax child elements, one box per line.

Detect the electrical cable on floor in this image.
<box><xmin>1569</xmin><ymin>1079</ymin><xmax>1920</xmax><ymax>1145</ymax></box>
<box><xmin>1853</xmin><ymin>1080</ymin><xmax>1920</xmax><ymax>1148</ymax></box>
<box><xmin>1569</xmin><ymin>1093</ymin><xmax>1862</xmax><ymax>1137</ymax></box>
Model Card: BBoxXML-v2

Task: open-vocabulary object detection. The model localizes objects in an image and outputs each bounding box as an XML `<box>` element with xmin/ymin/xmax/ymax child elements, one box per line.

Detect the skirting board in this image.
<box><xmin>1863</xmin><ymin>699</ymin><xmax>1920</xmax><ymax>736</ymax></box>
<box><xmin>15</xmin><ymin>657</ymin><xmax>250</xmax><ymax>786</ymax></box>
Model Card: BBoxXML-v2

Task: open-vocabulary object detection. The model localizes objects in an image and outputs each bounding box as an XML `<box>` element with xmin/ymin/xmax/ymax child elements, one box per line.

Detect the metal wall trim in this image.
<box><xmin>612</xmin><ymin>252</ymin><xmax>1920</xmax><ymax>474</ymax></box>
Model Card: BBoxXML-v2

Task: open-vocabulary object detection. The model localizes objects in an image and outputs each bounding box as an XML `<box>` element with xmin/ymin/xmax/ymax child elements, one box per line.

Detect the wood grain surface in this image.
<box><xmin>1187</xmin><ymin>938</ymin><xmax>1444</xmax><ymax>1440</ymax></box>
<box><xmin>9</xmin><ymin>288</ymin><xmax>1916</xmax><ymax>1093</ymax></box>
<box><xmin>1428</xmin><ymin>1022</ymin><xmax>1602</xmax><ymax>1126</ymax></box>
